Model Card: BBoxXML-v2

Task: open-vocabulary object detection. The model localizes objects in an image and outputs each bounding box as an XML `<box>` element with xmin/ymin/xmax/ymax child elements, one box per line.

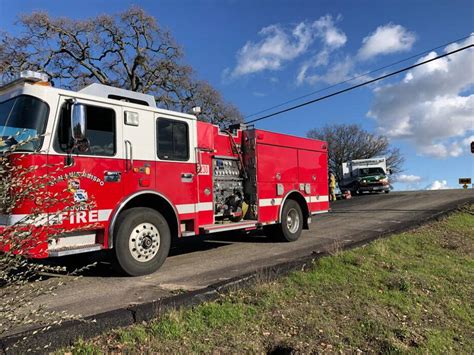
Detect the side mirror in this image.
<box><xmin>71</xmin><ymin>103</ymin><xmax>87</xmax><ymax>142</ymax></box>
<box><xmin>388</xmin><ymin>168</ymin><xmax>393</xmax><ymax>175</ymax></box>
<box><xmin>71</xmin><ymin>103</ymin><xmax>89</xmax><ymax>153</ymax></box>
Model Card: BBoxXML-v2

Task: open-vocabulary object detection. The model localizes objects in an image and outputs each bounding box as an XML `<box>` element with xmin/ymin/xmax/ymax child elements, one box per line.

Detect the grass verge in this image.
<box><xmin>68</xmin><ymin>206</ymin><xmax>473</xmax><ymax>353</ymax></box>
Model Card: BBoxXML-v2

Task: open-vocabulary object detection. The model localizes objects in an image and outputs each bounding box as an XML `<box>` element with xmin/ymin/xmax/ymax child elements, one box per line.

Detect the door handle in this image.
<box><xmin>125</xmin><ymin>140</ymin><xmax>134</xmax><ymax>171</ymax></box>
<box><xmin>105</xmin><ymin>171</ymin><xmax>121</xmax><ymax>182</ymax></box>
<box><xmin>181</xmin><ymin>173</ymin><xmax>194</xmax><ymax>182</ymax></box>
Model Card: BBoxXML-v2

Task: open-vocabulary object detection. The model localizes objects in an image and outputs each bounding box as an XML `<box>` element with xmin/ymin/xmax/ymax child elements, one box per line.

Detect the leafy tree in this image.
<box><xmin>307</xmin><ymin>124</ymin><xmax>404</xmax><ymax>181</ymax></box>
<box><xmin>0</xmin><ymin>7</ymin><xmax>242</xmax><ymax>126</ymax></box>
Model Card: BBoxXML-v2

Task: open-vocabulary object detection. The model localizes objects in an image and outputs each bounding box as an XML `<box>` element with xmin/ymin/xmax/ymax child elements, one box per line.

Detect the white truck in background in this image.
<box><xmin>339</xmin><ymin>157</ymin><xmax>391</xmax><ymax>194</ymax></box>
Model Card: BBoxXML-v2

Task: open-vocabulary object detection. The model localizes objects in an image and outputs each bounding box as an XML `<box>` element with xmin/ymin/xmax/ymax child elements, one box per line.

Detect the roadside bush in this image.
<box><xmin>383</xmin><ymin>274</ymin><xmax>411</xmax><ymax>292</ymax></box>
<box><xmin>0</xmin><ymin>134</ymin><xmax>96</xmax><ymax>349</ymax></box>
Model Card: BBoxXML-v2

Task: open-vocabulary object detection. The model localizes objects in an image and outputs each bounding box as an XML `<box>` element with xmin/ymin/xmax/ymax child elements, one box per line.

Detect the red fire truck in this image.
<box><xmin>0</xmin><ymin>71</ymin><xmax>329</xmax><ymax>276</ymax></box>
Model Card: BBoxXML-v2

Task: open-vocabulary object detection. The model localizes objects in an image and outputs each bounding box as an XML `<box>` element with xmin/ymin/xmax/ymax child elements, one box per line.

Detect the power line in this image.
<box><xmin>244</xmin><ymin>33</ymin><xmax>474</xmax><ymax>120</ymax></box>
<box><xmin>245</xmin><ymin>43</ymin><xmax>473</xmax><ymax>124</ymax></box>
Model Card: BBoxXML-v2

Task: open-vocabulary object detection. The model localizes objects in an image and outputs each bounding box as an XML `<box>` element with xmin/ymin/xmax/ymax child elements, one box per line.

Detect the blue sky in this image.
<box><xmin>1</xmin><ymin>0</ymin><xmax>473</xmax><ymax>190</ymax></box>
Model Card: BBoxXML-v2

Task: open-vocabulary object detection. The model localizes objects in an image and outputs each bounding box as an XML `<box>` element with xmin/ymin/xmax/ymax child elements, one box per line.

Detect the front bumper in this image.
<box><xmin>359</xmin><ymin>184</ymin><xmax>390</xmax><ymax>192</ymax></box>
<box><xmin>0</xmin><ymin>214</ymin><xmax>10</xmax><ymax>225</ymax></box>
<box><xmin>0</xmin><ymin>217</ymin><xmax>49</xmax><ymax>258</ymax></box>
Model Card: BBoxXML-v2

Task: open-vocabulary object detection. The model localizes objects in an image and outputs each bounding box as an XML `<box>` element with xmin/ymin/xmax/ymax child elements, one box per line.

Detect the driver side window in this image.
<box><xmin>54</xmin><ymin>102</ymin><xmax>116</xmax><ymax>156</ymax></box>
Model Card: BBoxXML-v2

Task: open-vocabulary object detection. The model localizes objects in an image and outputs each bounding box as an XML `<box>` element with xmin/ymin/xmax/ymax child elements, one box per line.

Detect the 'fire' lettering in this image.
<box><xmin>89</xmin><ymin>210</ymin><xmax>98</xmax><ymax>222</ymax></box>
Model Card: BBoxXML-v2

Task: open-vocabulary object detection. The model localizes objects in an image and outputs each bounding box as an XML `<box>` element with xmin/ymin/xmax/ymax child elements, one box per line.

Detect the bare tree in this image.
<box><xmin>0</xmin><ymin>7</ymin><xmax>242</xmax><ymax>126</ymax></box>
<box><xmin>307</xmin><ymin>124</ymin><xmax>404</xmax><ymax>181</ymax></box>
<box><xmin>184</xmin><ymin>81</ymin><xmax>243</xmax><ymax>126</ymax></box>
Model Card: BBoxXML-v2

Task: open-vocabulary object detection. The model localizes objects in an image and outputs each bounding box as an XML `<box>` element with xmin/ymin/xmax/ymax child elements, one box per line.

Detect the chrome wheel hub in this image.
<box><xmin>129</xmin><ymin>222</ymin><xmax>160</xmax><ymax>262</ymax></box>
<box><xmin>286</xmin><ymin>208</ymin><xmax>300</xmax><ymax>234</ymax></box>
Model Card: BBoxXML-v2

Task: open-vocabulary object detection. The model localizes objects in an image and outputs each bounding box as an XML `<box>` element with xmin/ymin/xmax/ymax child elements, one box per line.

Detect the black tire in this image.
<box><xmin>113</xmin><ymin>207</ymin><xmax>171</xmax><ymax>276</ymax></box>
<box><xmin>351</xmin><ymin>183</ymin><xmax>360</xmax><ymax>195</ymax></box>
<box><xmin>385</xmin><ymin>190</ymin><xmax>390</xmax><ymax>194</ymax></box>
<box><xmin>271</xmin><ymin>199</ymin><xmax>303</xmax><ymax>242</ymax></box>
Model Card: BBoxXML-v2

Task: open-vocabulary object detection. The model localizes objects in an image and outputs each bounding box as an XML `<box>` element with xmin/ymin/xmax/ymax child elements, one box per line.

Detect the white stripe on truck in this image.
<box><xmin>0</xmin><ymin>209</ymin><xmax>112</xmax><ymax>226</ymax></box>
<box><xmin>259</xmin><ymin>195</ymin><xmax>329</xmax><ymax>207</ymax></box>
<box><xmin>176</xmin><ymin>202</ymin><xmax>214</xmax><ymax>214</ymax></box>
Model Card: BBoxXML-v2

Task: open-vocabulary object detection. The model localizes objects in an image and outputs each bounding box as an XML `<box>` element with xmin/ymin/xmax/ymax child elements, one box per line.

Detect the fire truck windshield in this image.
<box><xmin>0</xmin><ymin>95</ymin><xmax>49</xmax><ymax>152</ymax></box>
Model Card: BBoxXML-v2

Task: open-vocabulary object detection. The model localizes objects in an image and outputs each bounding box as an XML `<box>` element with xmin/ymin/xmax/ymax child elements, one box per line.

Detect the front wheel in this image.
<box><xmin>270</xmin><ymin>199</ymin><xmax>303</xmax><ymax>242</ymax></box>
<box><xmin>351</xmin><ymin>183</ymin><xmax>360</xmax><ymax>195</ymax></box>
<box><xmin>113</xmin><ymin>207</ymin><xmax>171</xmax><ymax>276</ymax></box>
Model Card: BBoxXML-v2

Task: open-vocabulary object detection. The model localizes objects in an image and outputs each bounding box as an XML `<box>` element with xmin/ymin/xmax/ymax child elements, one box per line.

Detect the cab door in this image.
<box><xmin>47</xmin><ymin>96</ymin><xmax>123</xmax><ymax>232</ymax></box>
<box><xmin>154</xmin><ymin>115</ymin><xmax>198</xmax><ymax>234</ymax></box>
<box><xmin>120</xmin><ymin>108</ymin><xmax>156</xmax><ymax>199</ymax></box>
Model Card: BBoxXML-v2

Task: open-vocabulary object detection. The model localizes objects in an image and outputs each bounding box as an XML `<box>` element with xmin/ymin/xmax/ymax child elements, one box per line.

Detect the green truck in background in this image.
<box><xmin>339</xmin><ymin>157</ymin><xmax>391</xmax><ymax>195</ymax></box>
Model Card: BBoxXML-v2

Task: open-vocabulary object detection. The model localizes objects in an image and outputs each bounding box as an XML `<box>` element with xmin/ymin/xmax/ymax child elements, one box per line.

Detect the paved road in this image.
<box><xmin>31</xmin><ymin>190</ymin><xmax>474</xmax><ymax>319</ymax></box>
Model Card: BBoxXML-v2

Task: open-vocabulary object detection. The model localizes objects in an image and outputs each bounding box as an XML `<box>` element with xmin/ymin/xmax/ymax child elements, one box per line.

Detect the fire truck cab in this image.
<box><xmin>0</xmin><ymin>72</ymin><xmax>329</xmax><ymax>276</ymax></box>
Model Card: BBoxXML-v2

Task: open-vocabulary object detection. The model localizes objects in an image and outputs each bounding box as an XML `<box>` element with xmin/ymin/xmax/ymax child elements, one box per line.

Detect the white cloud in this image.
<box><xmin>462</xmin><ymin>135</ymin><xmax>474</xmax><ymax>145</ymax></box>
<box><xmin>358</xmin><ymin>24</ymin><xmax>416</xmax><ymax>60</ymax></box>
<box><xmin>298</xmin><ymin>56</ymin><xmax>354</xmax><ymax>85</ymax></box>
<box><xmin>418</xmin><ymin>141</ymin><xmax>465</xmax><ymax>158</ymax></box>
<box><xmin>229</xmin><ymin>15</ymin><xmax>346</xmax><ymax>79</ymax></box>
<box><xmin>298</xmin><ymin>21</ymin><xmax>414</xmax><ymax>86</ymax></box>
<box><xmin>312</xmin><ymin>15</ymin><xmax>347</xmax><ymax>49</ymax></box>
<box><xmin>426</xmin><ymin>180</ymin><xmax>451</xmax><ymax>190</ymax></box>
<box><xmin>368</xmin><ymin>36</ymin><xmax>474</xmax><ymax>158</ymax></box>
<box><xmin>395</xmin><ymin>174</ymin><xmax>423</xmax><ymax>183</ymax></box>
<box><xmin>229</xmin><ymin>22</ymin><xmax>314</xmax><ymax>77</ymax></box>
<box><xmin>296</xmin><ymin>15</ymin><xmax>348</xmax><ymax>85</ymax></box>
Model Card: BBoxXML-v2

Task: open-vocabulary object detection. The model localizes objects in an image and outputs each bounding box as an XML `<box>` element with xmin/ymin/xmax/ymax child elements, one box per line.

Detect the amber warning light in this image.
<box><xmin>0</xmin><ymin>70</ymin><xmax>50</xmax><ymax>89</ymax></box>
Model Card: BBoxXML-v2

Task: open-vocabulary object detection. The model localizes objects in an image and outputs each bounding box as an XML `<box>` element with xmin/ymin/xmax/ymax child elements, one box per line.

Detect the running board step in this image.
<box><xmin>48</xmin><ymin>244</ymin><xmax>102</xmax><ymax>257</ymax></box>
<box><xmin>200</xmin><ymin>221</ymin><xmax>259</xmax><ymax>234</ymax></box>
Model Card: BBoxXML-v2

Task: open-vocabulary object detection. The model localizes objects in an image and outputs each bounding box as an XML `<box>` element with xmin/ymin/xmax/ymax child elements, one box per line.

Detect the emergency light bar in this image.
<box><xmin>0</xmin><ymin>70</ymin><xmax>49</xmax><ymax>89</ymax></box>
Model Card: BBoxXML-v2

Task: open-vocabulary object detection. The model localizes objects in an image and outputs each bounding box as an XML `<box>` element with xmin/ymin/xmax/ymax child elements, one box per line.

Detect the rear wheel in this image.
<box><xmin>113</xmin><ymin>207</ymin><xmax>171</xmax><ymax>276</ymax></box>
<box><xmin>270</xmin><ymin>199</ymin><xmax>303</xmax><ymax>242</ymax></box>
